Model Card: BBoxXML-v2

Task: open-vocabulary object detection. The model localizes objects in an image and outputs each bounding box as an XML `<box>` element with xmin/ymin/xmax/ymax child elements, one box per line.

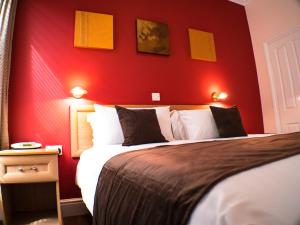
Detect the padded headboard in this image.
<box><xmin>70</xmin><ymin>104</ymin><xmax>209</xmax><ymax>157</ymax></box>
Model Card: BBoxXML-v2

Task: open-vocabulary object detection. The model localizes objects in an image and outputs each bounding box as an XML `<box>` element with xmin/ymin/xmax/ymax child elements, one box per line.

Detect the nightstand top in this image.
<box><xmin>0</xmin><ymin>149</ymin><xmax>58</xmax><ymax>156</ymax></box>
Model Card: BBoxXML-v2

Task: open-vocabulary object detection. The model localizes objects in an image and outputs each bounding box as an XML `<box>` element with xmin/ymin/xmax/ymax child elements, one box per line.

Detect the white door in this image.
<box><xmin>265</xmin><ymin>28</ymin><xmax>300</xmax><ymax>133</ymax></box>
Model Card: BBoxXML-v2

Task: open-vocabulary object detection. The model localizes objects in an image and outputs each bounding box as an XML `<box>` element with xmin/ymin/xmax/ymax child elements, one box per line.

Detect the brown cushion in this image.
<box><xmin>209</xmin><ymin>106</ymin><xmax>247</xmax><ymax>138</ymax></box>
<box><xmin>115</xmin><ymin>106</ymin><xmax>167</xmax><ymax>146</ymax></box>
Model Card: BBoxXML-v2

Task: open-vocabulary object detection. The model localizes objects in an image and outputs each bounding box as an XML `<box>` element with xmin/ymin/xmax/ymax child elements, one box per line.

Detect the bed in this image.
<box><xmin>71</xmin><ymin>104</ymin><xmax>300</xmax><ymax>225</ymax></box>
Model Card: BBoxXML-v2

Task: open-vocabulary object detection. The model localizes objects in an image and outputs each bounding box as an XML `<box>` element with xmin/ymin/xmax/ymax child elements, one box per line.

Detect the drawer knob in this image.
<box><xmin>17</xmin><ymin>167</ymin><xmax>38</xmax><ymax>172</ymax></box>
<box><xmin>31</xmin><ymin>167</ymin><xmax>38</xmax><ymax>172</ymax></box>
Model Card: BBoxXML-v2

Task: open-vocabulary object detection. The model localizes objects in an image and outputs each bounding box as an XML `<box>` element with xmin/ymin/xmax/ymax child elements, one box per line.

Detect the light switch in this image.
<box><xmin>152</xmin><ymin>93</ymin><xmax>160</xmax><ymax>101</ymax></box>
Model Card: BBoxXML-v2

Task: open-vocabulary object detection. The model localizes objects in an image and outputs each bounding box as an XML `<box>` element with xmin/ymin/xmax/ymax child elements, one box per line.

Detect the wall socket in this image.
<box><xmin>46</xmin><ymin>145</ymin><xmax>63</xmax><ymax>155</ymax></box>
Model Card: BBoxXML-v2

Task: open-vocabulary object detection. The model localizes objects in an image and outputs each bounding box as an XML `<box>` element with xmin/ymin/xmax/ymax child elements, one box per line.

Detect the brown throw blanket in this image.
<box><xmin>93</xmin><ymin>132</ymin><xmax>300</xmax><ymax>225</ymax></box>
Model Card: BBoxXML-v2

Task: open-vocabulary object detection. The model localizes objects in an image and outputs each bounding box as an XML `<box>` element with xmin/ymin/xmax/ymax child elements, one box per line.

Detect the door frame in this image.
<box><xmin>264</xmin><ymin>27</ymin><xmax>300</xmax><ymax>134</ymax></box>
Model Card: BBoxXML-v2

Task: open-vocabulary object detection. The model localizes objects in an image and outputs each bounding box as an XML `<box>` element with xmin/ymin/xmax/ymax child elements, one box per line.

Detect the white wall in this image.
<box><xmin>245</xmin><ymin>0</ymin><xmax>300</xmax><ymax>132</ymax></box>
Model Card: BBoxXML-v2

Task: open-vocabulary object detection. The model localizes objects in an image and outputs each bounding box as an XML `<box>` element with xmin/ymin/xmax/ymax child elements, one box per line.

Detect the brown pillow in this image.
<box><xmin>209</xmin><ymin>106</ymin><xmax>247</xmax><ymax>138</ymax></box>
<box><xmin>115</xmin><ymin>106</ymin><xmax>167</xmax><ymax>146</ymax></box>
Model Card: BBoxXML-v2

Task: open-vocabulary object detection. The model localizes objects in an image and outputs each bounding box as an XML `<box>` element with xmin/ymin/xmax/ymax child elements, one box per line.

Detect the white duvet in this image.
<box><xmin>76</xmin><ymin>134</ymin><xmax>300</xmax><ymax>225</ymax></box>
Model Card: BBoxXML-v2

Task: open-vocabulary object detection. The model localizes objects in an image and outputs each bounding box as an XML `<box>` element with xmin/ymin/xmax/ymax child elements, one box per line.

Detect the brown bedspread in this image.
<box><xmin>93</xmin><ymin>132</ymin><xmax>300</xmax><ymax>225</ymax></box>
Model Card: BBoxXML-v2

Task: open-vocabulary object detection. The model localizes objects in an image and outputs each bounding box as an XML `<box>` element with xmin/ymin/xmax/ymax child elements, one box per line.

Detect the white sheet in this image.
<box><xmin>76</xmin><ymin>134</ymin><xmax>300</xmax><ymax>225</ymax></box>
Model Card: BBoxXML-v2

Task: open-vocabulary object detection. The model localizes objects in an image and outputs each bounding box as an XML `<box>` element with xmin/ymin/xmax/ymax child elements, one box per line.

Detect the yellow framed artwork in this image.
<box><xmin>188</xmin><ymin>28</ymin><xmax>217</xmax><ymax>62</ymax></box>
<box><xmin>74</xmin><ymin>10</ymin><xmax>114</xmax><ymax>50</ymax></box>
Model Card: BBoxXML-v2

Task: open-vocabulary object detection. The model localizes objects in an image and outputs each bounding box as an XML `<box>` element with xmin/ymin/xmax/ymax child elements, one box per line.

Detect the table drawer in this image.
<box><xmin>0</xmin><ymin>155</ymin><xmax>58</xmax><ymax>183</ymax></box>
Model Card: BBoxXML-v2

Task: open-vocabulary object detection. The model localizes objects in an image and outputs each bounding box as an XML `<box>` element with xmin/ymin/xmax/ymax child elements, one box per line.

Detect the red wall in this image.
<box><xmin>9</xmin><ymin>0</ymin><xmax>264</xmax><ymax>199</ymax></box>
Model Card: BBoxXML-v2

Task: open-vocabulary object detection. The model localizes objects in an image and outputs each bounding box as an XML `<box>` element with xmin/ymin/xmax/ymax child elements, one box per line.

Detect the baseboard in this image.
<box><xmin>60</xmin><ymin>198</ymin><xmax>90</xmax><ymax>218</ymax></box>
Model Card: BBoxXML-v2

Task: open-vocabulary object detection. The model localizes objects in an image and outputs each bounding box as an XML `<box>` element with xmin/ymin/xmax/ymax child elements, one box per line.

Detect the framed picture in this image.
<box><xmin>188</xmin><ymin>28</ymin><xmax>217</xmax><ymax>62</ymax></box>
<box><xmin>74</xmin><ymin>11</ymin><xmax>114</xmax><ymax>50</ymax></box>
<box><xmin>136</xmin><ymin>19</ymin><xmax>170</xmax><ymax>55</ymax></box>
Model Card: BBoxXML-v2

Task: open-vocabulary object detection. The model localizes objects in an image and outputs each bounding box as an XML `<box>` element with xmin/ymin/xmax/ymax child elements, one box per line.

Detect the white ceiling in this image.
<box><xmin>228</xmin><ymin>0</ymin><xmax>251</xmax><ymax>6</ymax></box>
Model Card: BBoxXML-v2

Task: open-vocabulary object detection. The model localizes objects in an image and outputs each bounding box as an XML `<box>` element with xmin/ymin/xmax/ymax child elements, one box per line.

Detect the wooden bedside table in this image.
<box><xmin>0</xmin><ymin>149</ymin><xmax>63</xmax><ymax>225</ymax></box>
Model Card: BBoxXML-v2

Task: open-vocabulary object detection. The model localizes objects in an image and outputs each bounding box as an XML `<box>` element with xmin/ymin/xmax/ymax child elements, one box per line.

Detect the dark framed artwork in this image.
<box><xmin>136</xmin><ymin>19</ymin><xmax>170</xmax><ymax>55</ymax></box>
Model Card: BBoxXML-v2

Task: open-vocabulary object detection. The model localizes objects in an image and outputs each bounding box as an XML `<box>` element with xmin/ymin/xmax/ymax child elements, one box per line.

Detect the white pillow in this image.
<box><xmin>155</xmin><ymin>106</ymin><xmax>174</xmax><ymax>141</ymax></box>
<box><xmin>88</xmin><ymin>105</ymin><xmax>174</xmax><ymax>145</ymax></box>
<box><xmin>171</xmin><ymin>109</ymin><xmax>219</xmax><ymax>140</ymax></box>
<box><xmin>170</xmin><ymin>111</ymin><xmax>187</xmax><ymax>140</ymax></box>
<box><xmin>87</xmin><ymin>108</ymin><xmax>124</xmax><ymax>145</ymax></box>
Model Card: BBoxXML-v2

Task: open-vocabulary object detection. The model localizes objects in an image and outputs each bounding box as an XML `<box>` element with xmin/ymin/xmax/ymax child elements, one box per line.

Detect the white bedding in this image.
<box><xmin>76</xmin><ymin>134</ymin><xmax>300</xmax><ymax>225</ymax></box>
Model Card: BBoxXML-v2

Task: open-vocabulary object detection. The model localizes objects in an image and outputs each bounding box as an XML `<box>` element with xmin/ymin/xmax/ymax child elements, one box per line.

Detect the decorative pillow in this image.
<box><xmin>209</xmin><ymin>106</ymin><xmax>247</xmax><ymax>138</ymax></box>
<box><xmin>94</xmin><ymin>104</ymin><xmax>174</xmax><ymax>142</ymax></box>
<box><xmin>171</xmin><ymin>109</ymin><xmax>219</xmax><ymax>140</ymax></box>
<box><xmin>115</xmin><ymin>106</ymin><xmax>167</xmax><ymax>146</ymax></box>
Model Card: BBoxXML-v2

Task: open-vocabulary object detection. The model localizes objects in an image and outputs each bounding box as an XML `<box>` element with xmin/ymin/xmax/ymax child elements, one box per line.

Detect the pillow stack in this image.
<box><xmin>87</xmin><ymin>104</ymin><xmax>247</xmax><ymax>147</ymax></box>
<box><xmin>87</xmin><ymin>104</ymin><xmax>173</xmax><ymax>146</ymax></box>
<box><xmin>171</xmin><ymin>106</ymin><xmax>247</xmax><ymax>140</ymax></box>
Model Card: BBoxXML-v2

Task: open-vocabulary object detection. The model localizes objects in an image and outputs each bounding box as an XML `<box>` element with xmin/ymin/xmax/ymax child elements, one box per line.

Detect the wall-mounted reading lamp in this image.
<box><xmin>70</xmin><ymin>86</ymin><xmax>87</xmax><ymax>99</ymax></box>
<box><xmin>211</xmin><ymin>92</ymin><xmax>228</xmax><ymax>102</ymax></box>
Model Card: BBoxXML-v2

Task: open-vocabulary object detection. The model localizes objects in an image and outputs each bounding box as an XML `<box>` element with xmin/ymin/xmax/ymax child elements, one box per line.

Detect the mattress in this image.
<box><xmin>76</xmin><ymin>134</ymin><xmax>300</xmax><ymax>225</ymax></box>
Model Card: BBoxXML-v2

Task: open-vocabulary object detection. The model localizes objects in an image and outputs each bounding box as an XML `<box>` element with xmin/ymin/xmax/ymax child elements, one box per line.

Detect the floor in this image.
<box><xmin>64</xmin><ymin>214</ymin><xmax>92</xmax><ymax>225</ymax></box>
